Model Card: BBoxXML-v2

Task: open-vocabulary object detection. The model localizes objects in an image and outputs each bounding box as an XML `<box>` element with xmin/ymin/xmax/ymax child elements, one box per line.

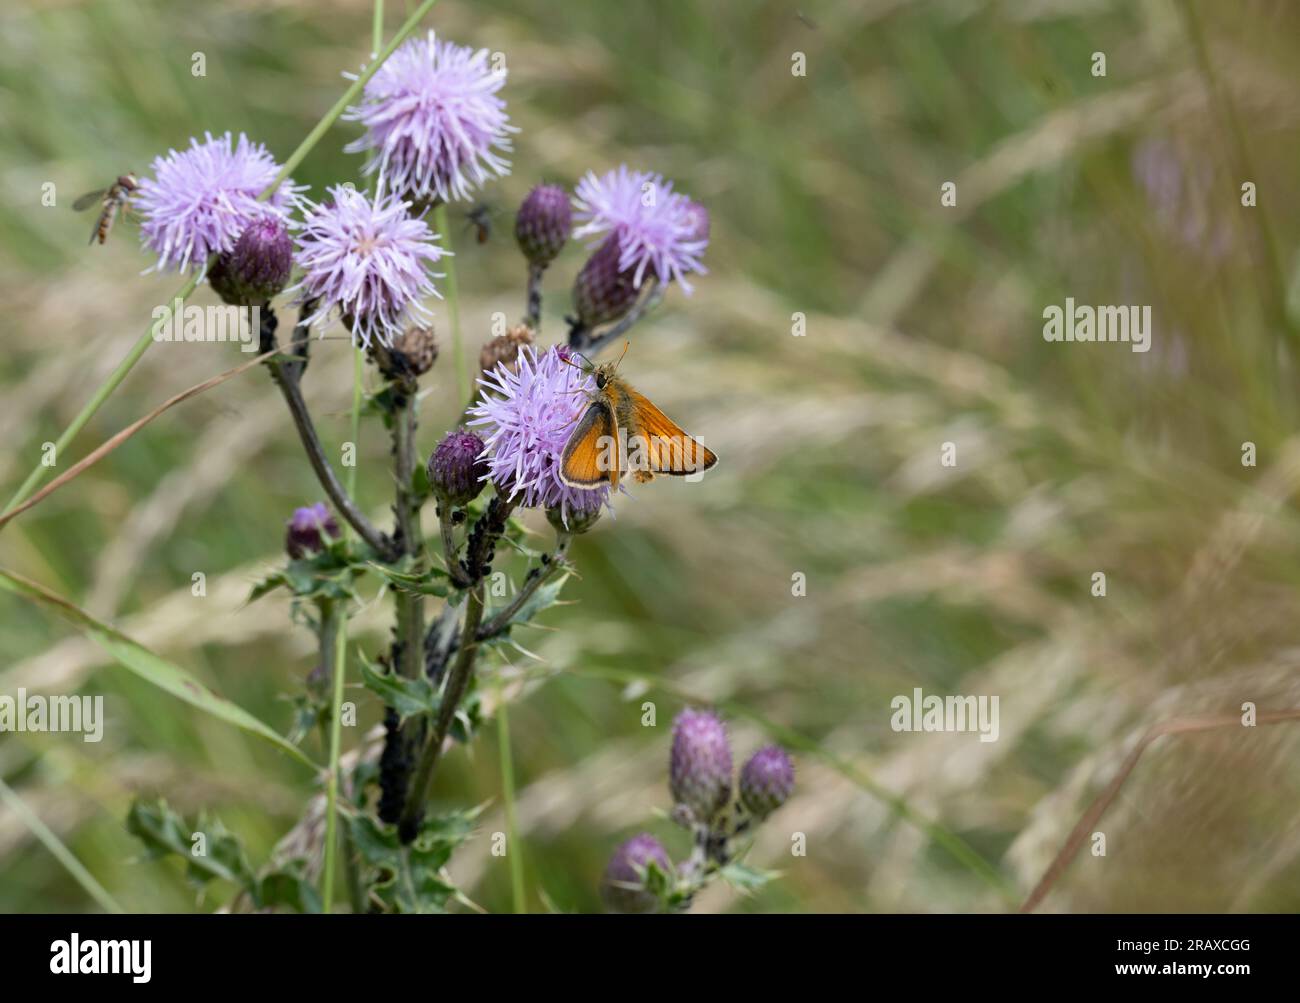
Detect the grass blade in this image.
<box><xmin>0</xmin><ymin>776</ymin><xmax>125</xmax><ymax>914</ymax></box>
<box><xmin>0</xmin><ymin>568</ymin><xmax>316</xmax><ymax>770</ymax></box>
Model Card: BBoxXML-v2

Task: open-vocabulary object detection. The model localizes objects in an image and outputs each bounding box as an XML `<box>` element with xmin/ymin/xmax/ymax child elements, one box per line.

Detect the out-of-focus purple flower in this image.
<box><xmin>285</xmin><ymin>503</ymin><xmax>340</xmax><ymax>559</ymax></box>
<box><xmin>1131</xmin><ymin>137</ymin><xmax>1231</xmax><ymax>261</ymax></box>
<box><xmin>572</xmin><ymin>235</ymin><xmax>639</xmax><ymax>327</ymax></box>
<box><xmin>208</xmin><ymin>214</ymin><xmax>294</xmax><ymax>306</ymax></box>
<box><xmin>572</xmin><ymin>165</ymin><xmax>708</xmax><ymax>291</ymax></box>
<box><xmin>136</xmin><ymin>131</ymin><xmax>300</xmax><ymax>274</ymax></box>
<box><xmin>428</xmin><ymin>428</ymin><xmax>488</xmax><ymax>507</ymax></box>
<box><xmin>291</xmin><ymin>184</ymin><xmax>447</xmax><ymax>348</ymax></box>
<box><xmin>466</xmin><ymin>345</ymin><xmax>610</xmax><ymax>527</ymax></box>
<box><xmin>670</xmin><ymin>708</ymin><xmax>733</xmax><ymax>823</ymax></box>
<box><xmin>344</xmin><ymin>31</ymin><xmax>514</xmax><ymax>205</ymax></box>
<box><xmin>515</xmin><ymin>183</ymin><xmax>571</xmax><ymax>266</ymax></box>
<box><xmin>602</xmin><ymin>833</ymin><xmax>671</xmax><ymax>914</ymax></box>
<box><xmin>739</xmin><ymin>745</ymin><xmax>794</xmax><ymax>819</ymax></box>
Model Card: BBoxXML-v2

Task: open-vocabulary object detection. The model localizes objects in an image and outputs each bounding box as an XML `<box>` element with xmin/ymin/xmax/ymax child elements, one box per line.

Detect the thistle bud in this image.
<box><xmin>669</xmin><ymin>708</ymin><xmax>733</xmax><ymax>823</ymax></box>
<box><xmin>371</xmin><ymin>324</ymin><xmax>439</xmax><ymax>379</ymax></box>
<box><xmin>285</xmin><ymin>503</ymin><xmax>340</xmax><ymax>559</ymax></box>
<box><xmin>547</xmin><ymin>502</ymin><xmax>601</xmax><ymax>536</ymax></box>
<box><xmin>515</xmin><ymin>183</ymin><xmax>571</xmax><ymax>267</ymax></box>
<box><xmin>209</xmin><ymin>215</ymin><xmax>293</xmax><ymax>307</ymax></box>
<box><xmin>478</xmin><ymin>323</ymin><xmax>534</xmax><ymax>376</ymax></box>
<box><xmin>601</xmin><ymin>833</ymin><xmax>671</xmax><ymax>914</ymax></box>
<box><xmin>393</xmin><ymin>324</ymin><xmax>439</xmax><ymax>376</ymax></box>
<box><xmin>428</xmin><ymin>429</ymin><xmax>488</xmax><ymax>508</ymax></box>
<box><xmin>739</xmin><ymin>745</ymin><xmax>794</xmax><ymax>819</ymax></box>
<box><xmin>573</xmin><ymin>235</ymin><xmax>638</xmax><ymax>328</ymax></box>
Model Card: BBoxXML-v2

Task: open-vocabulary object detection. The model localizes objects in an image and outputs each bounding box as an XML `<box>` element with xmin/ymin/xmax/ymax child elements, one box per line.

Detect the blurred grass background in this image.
<box><xmin>5</xmin><ymin>0</ymin><xmax>1300</xmax><ymax>913</ymax></box>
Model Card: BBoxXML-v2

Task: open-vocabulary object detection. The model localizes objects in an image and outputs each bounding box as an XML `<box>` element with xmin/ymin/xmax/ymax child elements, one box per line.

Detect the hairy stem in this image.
<box><xmin>263</xmin><ymin>308</ymin><xmax>395</xmax><ymax>560</ymax></box>
<box><xmin>399</xmin><ymin>584</ymin><xmax>485</xmax><ymax>843</ymax></box>
<box><xmin>439</xmin><ymin>502</ymin><xmax>470</xmax><ymax>587</ymax></box>
<box><xmin>569</xmin><ymin>279</ymin><xmax>663</xmax><ymax>356</ymax></box>
<box><xmin>399</xmin><ymin>495</ymin><xmax>516</xmax><ymax>841</ymax></box>
<box><xmin>477</xmin><ymin>533</ymin><xmax>571</xmax><ymax>639</ymax></box>
<box><xmin>524</xmin><ymin>262</ymin><xmax>545</xmax><ymax>330</ymax></box>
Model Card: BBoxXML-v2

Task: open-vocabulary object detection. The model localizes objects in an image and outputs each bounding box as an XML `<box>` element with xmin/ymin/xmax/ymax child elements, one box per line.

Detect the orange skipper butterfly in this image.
<box><xmin>559</xmin><ymin>346</ymin><xmax>718</xmax><ymax>491</ymax></box>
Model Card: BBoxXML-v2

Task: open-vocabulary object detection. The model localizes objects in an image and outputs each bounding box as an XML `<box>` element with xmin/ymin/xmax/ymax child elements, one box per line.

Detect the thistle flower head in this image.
<box><xmin>739</xmin><ymin>745</ymin><xmax>795</xmax><ymax>819</ymax></box>
<box><xmin>572</xmin><ymin>165</ymin><xmax>708</xmax><ymax>291</ymax></box>
<box><xmin>344</xmin><ymin>31</ymin><xmax>515</xmax><ymax>205</ymax></box>
<box><xmin>428</xmin><ymin>428</ymin><xmax>488</xmax><ymax>508</ymax></box>
<box><xmin>285</xmin><ymin>503</ymin><xmax>341</xmax><ymax>559</ymax></box>
<box><xmin>376</xmin><ymin>324</ymin><xmax>439</xmax><ymax>378</ymax></box>
<box><xmin>136</xmin><ymin>131</ymin><xmax>300</xmax><ymax>274</ymax></box>
<box><xmin>478</xmin><ymin>322</ymin><xmax>534</xmax><ymax>375</ymax></box>
<box><xmin>515</xmin><ymin>183</ymin><xmax>571</xmax><ymax>266</ymax></box>
<box><xmin>572</xmin><ymin>235</ymin><xmax>639</xmax><ymax>328</ymax></box>
<box><xmin>208</xmin><ymin>213</ymin><xmax>294</xmax><ymax>306</ymax></box>
<box><xmin>291</xmin><ymin>184</ymin><xmax>447</xmax><ymax>348</ymax></box>
<box><xmin>669</xmin><ymin>708</ymin><xmax>733</xmax><ymax>823</ymax></box>
<box><xmin>466</xmin><ymin>345</ymin><xmax>610</xmax><ymax>527</ymax></box>
<box><xmin>602</xmin><ymin>833</ymin><xmax>671</xmax><ymax>914</ymax></box>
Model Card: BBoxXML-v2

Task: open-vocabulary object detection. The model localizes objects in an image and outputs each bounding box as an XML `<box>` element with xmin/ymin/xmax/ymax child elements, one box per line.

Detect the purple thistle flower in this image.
<box><xmin>602</xmin><ymin>833</ymin><xmax>671</xmax><ymax>914</ymax></box>
<box><xmin>466</xmin><ymin>345</ymin><xmax>610</xmax><ymax>527</ymax></box>
<box><xmin>285</xmin><ymin>503</ymin><xmax>341</xmax><ymax>559</ymax></box>
<box><xmin>739</xmin><ymin>745</ymin><xmax>795</xmax><ymax>819</ymax></box>
<box><xmin>669</xmin><ymin>708</ymin><xmax>733</xmax><ymax>823</ymax></box>
<box><xmin>291</xmin><ymin>184</ymin><xmax>447</xmax><ymax>348</ymax></box>
<box><xmin>136</xmin><ymin>131</ymin><xmax>300</xmax><ymax>274</ymax></box>
<box><xmin>572</xmin><ymin>165</ymin><xmax>708</xmax><ymax>292</ymax></box>
<box><xmin>344</xmin><ymin>31</ymin><xmax>515</xmax><ymax>205</ymax></box>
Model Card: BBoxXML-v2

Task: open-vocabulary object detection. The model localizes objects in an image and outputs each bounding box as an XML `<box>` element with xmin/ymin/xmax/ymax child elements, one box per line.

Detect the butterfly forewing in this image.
<box><xmin>560</xmin><ymin>400</ymin><xmax>618</xmax><ymax>489</ymax></box>
<box><xmin>625</xmin><ymin>387</ymin><xmax>718</xmax><ymax>477</ymax></box>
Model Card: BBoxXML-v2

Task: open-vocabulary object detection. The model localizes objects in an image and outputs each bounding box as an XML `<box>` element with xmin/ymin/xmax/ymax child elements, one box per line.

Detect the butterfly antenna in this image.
<box><xmin>614</xmin><ymin>341</ymin><xmax>630</xmax><ymax>368</ymax></box>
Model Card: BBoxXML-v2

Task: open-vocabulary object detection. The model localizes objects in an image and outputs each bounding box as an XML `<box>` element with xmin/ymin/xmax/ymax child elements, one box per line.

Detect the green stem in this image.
<box><xmin>0</xmin><ymin>776</ymin><xmax>124</xmax><ymax>914</ymax></box>
<box><xmin>435</xmin><ymin>203</ymin><xmax>468</xmax><ymax>400</ymax></box>
<box><xmin>321</xmin><ymin>601</ymin><xmax>349</xmax><ymax>913</ymax></box>
<box><xmin>1</xmin><ymin>0</ymin><xmax>442</xmax><ymax>519</ymax></box>
<box><xmin>372</xmin><ymin>0</ymin><xmax>385</xmax><ymax>52</ymax></box>
<box><xmin>496</xmin><ymin>686</ymin><xmax>526</xmax><ymax>913</ymax></box>
<box><xmin>347</xmin><ymin>347</ymin><xmax>364</xmax><ymax>510</ymax></box>
<box><xmin>266</xmin><ymin>0</ymin><xmax>441</xmax><ymax>195</ymax></box>
<box><xmin>2</xmin><ymin>273</ymin><xmax>198</xmax><ymax>516</ymax></box>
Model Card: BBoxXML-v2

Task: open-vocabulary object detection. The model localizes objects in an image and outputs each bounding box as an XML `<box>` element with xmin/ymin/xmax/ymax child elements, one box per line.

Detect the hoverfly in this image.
<box><xmin>463</xmin><ymin>203</ymin><xmax>498</xmax><ymax>245</ymax></box>
<box><xmin>73</xmin><ymin>173</ymin><xmax>139</xmax><ymax>245</ymax></box>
